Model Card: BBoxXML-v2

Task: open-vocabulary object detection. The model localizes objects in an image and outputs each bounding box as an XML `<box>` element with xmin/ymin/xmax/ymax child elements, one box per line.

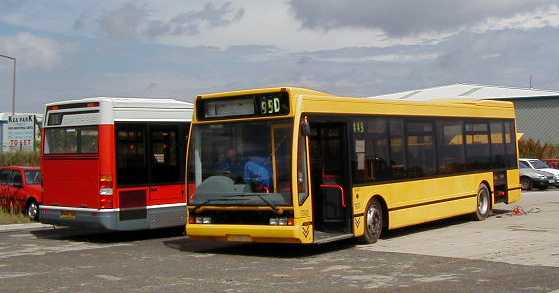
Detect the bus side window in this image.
<box><xmin>405</xmin><ymin>120</ymin><xmax>436</xmax><ymax>178</ymax></box>
<box><xmin>297</xmin><ymin>132</ymin><xmax>309</xmax><ymax>205</ymax></box>
<box><xmin>436</xmin><ymin>119</ymin><xmax>465</xmax><ymax>174</ymax></box>
<box><xmin>465</xmin><ymin>121</ymin><xmax>491</xmax><ymax>170</ymax></box>
<box><xmin>504</xmin><ymin>121</ymin><xmax>517</xmax><ymax>168</ymax></box>
<box><xmin>490</xmin><ymin>121</ymin><xmax>506</xmax><ymax>169</ymax></box>
<box><xmin>352</xmin><ymin>117</ymin><xmax>390</xmax><ymax>183</ymax></box>
<box><xmin>389</xmin><ymin>119</ymin><xmax>406</xmax><ymax>179</ymax></box>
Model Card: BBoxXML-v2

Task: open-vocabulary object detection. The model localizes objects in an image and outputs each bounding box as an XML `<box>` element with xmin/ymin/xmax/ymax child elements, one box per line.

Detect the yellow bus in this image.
<box><xmin>186</xmin><ymin>87</ymin><xmax>521</xmax><ymax>244</ymax></box>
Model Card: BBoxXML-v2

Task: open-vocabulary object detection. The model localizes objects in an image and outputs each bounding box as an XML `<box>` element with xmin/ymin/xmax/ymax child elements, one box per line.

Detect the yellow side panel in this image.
<box><xmin>390</xmin><ymin>197</ymin><xmax>476</xmax><ymax>229</ymax></box>
<box><xmin>352</xmin><ymin>173</ymin><xmax>494</xmax><ymax>234</ymax></box>
<box><xmin>507</xmin><ymin>169</ymin><xmax>522</xmax><ymax>203</ymax></box>
<box><xmin>353</xmin><ymin>214</ymin><xmax>365</xmax><ymax>237</ymax></box>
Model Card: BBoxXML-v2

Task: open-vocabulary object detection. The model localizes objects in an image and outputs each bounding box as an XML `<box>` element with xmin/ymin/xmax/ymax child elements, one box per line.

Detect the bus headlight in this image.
<box><xmin>195</xmin><ymin>216</ymin><xmax>212</xmax><ymax>224</ymax></box>
<box><xmin>278</xmin><ymin>217</ymin><xmax>288</xmax><ymax>226</ymax></box>
<box><xmin>270</xmin><ymin>217</ymin><xmax>292</xmax><ymax>226</ymax></box>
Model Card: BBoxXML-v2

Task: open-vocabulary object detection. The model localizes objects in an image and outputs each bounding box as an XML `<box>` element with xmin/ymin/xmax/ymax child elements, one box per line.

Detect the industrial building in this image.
<box><xmin>373</xmin><ymin>83</ymin><xmax>559</xmax><ymax>144</ymax></box>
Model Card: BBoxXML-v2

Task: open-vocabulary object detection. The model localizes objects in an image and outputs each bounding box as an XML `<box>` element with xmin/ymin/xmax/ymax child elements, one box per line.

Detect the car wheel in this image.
<box><xmin>520</xmin><ymin>177</ymin><xmax>533</xmax><ymax>191</ymax></box>
<box><xmin>26</xmin><ymin>200</ymin><xmax>39</xmax><ymax>221</ymax></box>
<box><xmin>473</xmin><ymin>184</ymin><xmax>491</xmax><ymax>221</ymax></box>
<box><xmin>357</xmin><ymin>198</ymin><xmax>383</xmax><ymax>244</ymax></box>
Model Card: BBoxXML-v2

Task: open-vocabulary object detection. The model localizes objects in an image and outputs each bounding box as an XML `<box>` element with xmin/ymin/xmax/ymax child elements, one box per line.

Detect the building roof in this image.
<box><xmin>370</xmin><ymin>83</ymin><xmax>559</xmax><ymax>101</ymax></box>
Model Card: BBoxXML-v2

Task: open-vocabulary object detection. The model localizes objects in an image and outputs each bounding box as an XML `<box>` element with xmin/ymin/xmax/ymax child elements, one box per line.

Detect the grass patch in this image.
<box><xmin>0</xmin><ymin>151</ymin><xmax>40</xmax><ymax>166</ymax></box>
<box><xmin>0</xmin><ymin>209</ymin><xmax>30</xmax><ymax>225</ymax></box>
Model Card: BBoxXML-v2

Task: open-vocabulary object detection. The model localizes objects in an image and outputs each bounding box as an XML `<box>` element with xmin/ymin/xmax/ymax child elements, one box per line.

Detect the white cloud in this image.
<box><xmin>474</xmin><ymin>4</ymin><xmax>559</xmax><ymax>32</ymax></box>
<box><xmin>96</xmin><ymin>1</ymin><xmax>245</xmax><ymax>39</ymax></box>
<box><xmin>0</xmin><ymin>33</ymin><xmax>63</xmax><ymax>70</ymax></box>
<box><xmin>310</xmin><ymin>53</ymin><xmax>440</xmax><ymax>63</ymax></box>
<box><xmin>288</xmin><ymin>0</ymin><xmax>556</xmax><ymax>36</ymax></box>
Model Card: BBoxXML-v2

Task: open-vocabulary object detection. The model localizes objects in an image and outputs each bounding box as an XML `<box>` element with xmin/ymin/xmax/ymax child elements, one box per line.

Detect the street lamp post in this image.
<box><xmin>0</xmin><ymin>54</ymin><xmax>16</xmax><ymax>115</ymax></box>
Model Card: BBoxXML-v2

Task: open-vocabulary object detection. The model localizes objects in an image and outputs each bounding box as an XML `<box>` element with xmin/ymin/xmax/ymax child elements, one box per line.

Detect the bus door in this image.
<box><xmin>116</xmin><ymin>123</ymin><xmax>149</xmax><ymax>222</ymax></box>
<box><xmin>147</xmin><ymin>124</ymin><xmax>185</xmax><ymax>204</ymax></box>
<box><xmin>116</xmin><ymin>122</ymin><xmax>187</xmax><ymax>224</ymax></box>
<box><xmin>308</xmin><ymin>121</ymin><xmax>353</xmax><ymax>242</ymax></box>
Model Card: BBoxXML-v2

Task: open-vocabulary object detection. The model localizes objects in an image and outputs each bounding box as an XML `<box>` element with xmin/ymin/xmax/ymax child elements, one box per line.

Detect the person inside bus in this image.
<box><xmin>243</xmin><ymin>155</ymin><xmax>272</xmax><ymax>192</ymax></box>
<box><xmin>216</xmin><ymin>147</ymin><xmax>244</xmax><ymax>181</ymax></box>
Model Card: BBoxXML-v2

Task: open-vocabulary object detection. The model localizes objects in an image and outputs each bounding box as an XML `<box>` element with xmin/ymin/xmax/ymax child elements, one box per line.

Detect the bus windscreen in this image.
<box><xmin>188</xmin><ymin>120</ymin><xmax>293</xmax><ymax>206</ymax></box>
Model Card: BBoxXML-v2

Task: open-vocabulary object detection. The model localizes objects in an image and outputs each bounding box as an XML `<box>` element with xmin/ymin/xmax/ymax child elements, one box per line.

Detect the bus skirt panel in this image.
<box><xmin>39</xmin><ymin>204</ymin><xmax>186</xmax><ymax>231</ymax></box>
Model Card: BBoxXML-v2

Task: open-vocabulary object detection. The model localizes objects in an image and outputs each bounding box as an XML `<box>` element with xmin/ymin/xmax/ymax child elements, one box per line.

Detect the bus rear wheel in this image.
<box><xmin>358</xmin><ymin>198</ymin><xmax>383</xmax><ymax>244</ymax></box>
<box><xmin>473</xmin><ymin>184</ymin><xmax>491</xmax><ymax>221</ymax></box>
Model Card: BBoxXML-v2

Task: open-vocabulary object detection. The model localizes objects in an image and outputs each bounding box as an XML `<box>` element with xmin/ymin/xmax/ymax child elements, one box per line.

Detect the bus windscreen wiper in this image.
<box><xmin>191</xmin><ymin>197</ymin><xmax>243</xmax><ymax>214</ymax></box>
<box><xmin>236</xmin><ymin>193</ymin><xmax>281</xmax><ymax>215</ymax></box>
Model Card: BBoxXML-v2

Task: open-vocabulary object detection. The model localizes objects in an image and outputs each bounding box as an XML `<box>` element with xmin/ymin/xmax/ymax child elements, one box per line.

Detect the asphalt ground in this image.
<box><xmin>1</xmin><ymin>190</ymin><xmax>558</xmax><ymax>292</ymax></box>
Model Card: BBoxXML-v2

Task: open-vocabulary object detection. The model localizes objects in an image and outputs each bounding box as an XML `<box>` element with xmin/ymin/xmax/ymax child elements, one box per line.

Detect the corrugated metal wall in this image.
<box><xmin>512</xmin><ymin>98</ymin><xmax>559</xmax><ymax>144</ymax></box>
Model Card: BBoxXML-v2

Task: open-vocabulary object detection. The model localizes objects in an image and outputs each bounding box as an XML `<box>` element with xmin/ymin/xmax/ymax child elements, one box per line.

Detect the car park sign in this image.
<box><xmin>7</xmin><ymin>114</ymin><xmax>36</xmax><ymax>152</ymax></box>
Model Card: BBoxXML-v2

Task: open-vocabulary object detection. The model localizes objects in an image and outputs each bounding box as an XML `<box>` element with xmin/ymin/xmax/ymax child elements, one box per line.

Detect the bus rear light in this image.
<box><xmin>100</xmin><ymin>197</ymin><xmax>113</xmax><ymax>209</ymax></box>
<box><xmin>99</xmin><ymin>175</ymin><xmax>113</xmax><ymax>196</ymax></box>
<box><xmin>100</xmin><ymin>188</ymin><xmax>113</xmax><ymax>196</ymax></box>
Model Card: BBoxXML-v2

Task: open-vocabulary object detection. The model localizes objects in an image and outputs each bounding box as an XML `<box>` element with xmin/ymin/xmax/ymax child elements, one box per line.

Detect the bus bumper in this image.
<box><xmin>39</xmin><ymin>205</ymin><xmax>186</xmax><ymax>231</ymax></box>
<box><xmin>187</xmin><ymin>224</ymin><xmax>311</xmax><ymax>244</ymax></box>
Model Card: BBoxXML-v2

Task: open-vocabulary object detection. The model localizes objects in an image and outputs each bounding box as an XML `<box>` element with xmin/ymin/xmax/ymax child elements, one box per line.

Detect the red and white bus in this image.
<box><xmin>39</xmin><ymin>97</ymin><xmax>192</xmax><ymax>230</ymax></box>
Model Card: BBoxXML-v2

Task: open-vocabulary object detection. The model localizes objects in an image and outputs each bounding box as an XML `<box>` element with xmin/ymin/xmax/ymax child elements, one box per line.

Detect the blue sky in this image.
<box><xmin>1</xmin><ymin>0</ymin><xmax>559</xmax><ymax>112</ymax></box>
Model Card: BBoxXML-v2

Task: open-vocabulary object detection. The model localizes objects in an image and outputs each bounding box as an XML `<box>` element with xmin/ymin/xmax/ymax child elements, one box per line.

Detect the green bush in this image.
<box><xmin>0</xmin><ymin>151</ymin><xmax>40</xmax><ymax>166</ymax></box>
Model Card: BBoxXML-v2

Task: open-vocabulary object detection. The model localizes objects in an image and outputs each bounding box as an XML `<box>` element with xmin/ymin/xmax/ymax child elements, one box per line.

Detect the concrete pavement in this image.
<box><xmin>0</xmin><ymin>190</ymin><xmax>558</xmax><ymax>292</ymax></box>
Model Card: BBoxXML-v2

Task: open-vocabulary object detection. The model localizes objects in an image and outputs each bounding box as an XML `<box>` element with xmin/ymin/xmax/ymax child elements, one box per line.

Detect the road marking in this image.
<box><xmin>0</xmin><ymin>223</ymin><xmax>52</xmax><ymax>233</ymax></box>
<box><xmin>95</xmin><ymin>274</ymin><xmax>123</xmax><ymax>281</ymax></box>
<box><xmin>0</xmin><ymin>272</ymin><xmax>34</xmax><ymax>279</ymax></box>
<box><xmin>0</xmin><ymin>242</ymin><xmax>132</xmax><ymax>259</ymax></box>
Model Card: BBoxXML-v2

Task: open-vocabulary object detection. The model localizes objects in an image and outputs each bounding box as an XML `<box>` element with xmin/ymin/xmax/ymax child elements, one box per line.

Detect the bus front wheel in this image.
<box><xmin>358</xmin><ymin>198</ymin><xmax>383</xmax><ymax>244</ymax></box>
<box><xmin>473</xmin><ymin>184</ymin><xmax>491</xmax><ymax>221</ymax></box>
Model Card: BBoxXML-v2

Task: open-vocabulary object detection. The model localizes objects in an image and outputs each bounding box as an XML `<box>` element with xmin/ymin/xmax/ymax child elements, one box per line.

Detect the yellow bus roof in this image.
<box><xmin>194</xmin><ymin>87</ymin><xmax>516</xmax><ymax>120</ymax></box>
<box><xmin>197</xmin><ymin>87</ymin><xmax>332</xmax><ymax>99</ymax></box>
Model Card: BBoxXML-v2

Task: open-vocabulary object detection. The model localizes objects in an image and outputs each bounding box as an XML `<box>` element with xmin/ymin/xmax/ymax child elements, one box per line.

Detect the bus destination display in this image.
<box><xmin>201</xmin><ymin>92</ymin><xmax>289</xmax><ymax>119</ymax></box>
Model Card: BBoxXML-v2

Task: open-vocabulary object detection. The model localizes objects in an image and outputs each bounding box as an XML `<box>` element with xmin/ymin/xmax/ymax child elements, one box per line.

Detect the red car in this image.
<box><xmin>0</xmin><ymin>166</ymin><xmax>42</xmax><ymax>220</ymax></box>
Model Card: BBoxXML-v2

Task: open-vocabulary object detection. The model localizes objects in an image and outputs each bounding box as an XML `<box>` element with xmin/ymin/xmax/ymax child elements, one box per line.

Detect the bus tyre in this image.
<box><xmin>26</xmin><ymin>200</ymin><xmax>39</xmax><ymax>221</ymax></box>
<box><xmin>358</xmin><ymin>198</ymin><xmax>383</xmax><ymax>244</ymax></box>
<box><xmin>473</xmin><ymin>185</ymin><xmax>491</xmax><ymax>221</ymax></box>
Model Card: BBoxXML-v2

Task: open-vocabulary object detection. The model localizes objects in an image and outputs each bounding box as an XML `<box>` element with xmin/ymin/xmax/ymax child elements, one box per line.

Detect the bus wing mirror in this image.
<box><xmin>301</xmin><ymin>117</ymin><xmax>311</xmax><ymax>136</ymax></box>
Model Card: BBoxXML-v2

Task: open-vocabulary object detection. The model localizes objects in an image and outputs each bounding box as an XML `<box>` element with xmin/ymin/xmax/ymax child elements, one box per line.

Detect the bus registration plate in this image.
<box><xmin>227</xmin><ymin>235</ymin><xmax>252</xmax><ymax>242</ymax></box>
<box><xmin>60</xmin><ymin>211</ymin><xmax>76</xmax><ymax>220</ymax></box>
